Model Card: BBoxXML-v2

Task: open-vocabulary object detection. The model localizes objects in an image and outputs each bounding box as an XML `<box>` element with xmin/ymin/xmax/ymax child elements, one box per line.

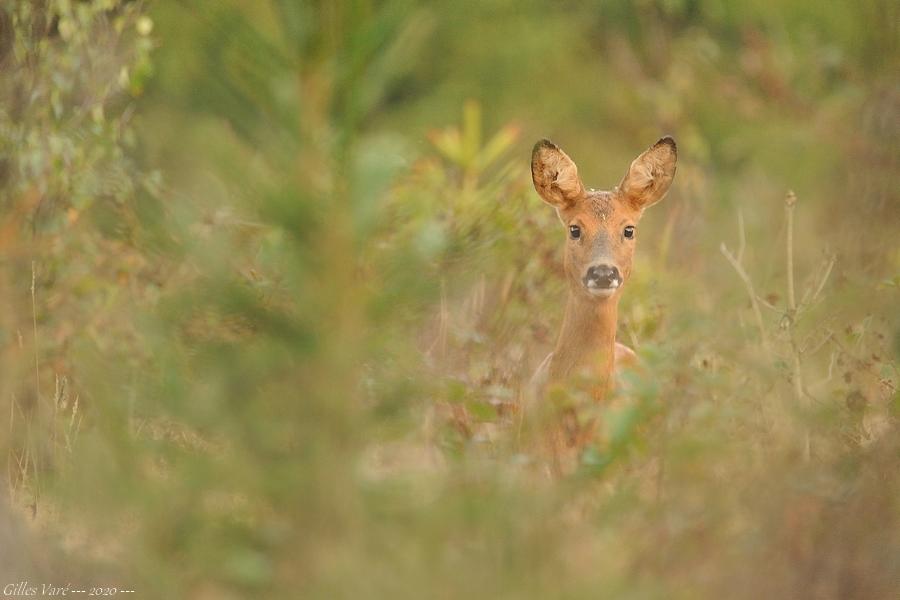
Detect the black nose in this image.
<box><xmin>583</xmin><ymin>264</ymin><xmax>621</xmax><ymax>288</ymax></box>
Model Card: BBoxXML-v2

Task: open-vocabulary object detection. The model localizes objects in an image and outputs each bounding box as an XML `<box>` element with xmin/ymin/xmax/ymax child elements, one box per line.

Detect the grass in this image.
<box><xmin>0</xmin><ymin>1</ymin><xmax>898</xmax><ymax>598</ymax></box>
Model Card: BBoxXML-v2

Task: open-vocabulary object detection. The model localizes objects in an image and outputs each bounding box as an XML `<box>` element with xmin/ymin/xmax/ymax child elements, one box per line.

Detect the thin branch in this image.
<box><xmin>785</xmin><ymin>192</ymin><xmax>797</xmax><ymax>313</ymax></box>
<box><xmin>721</xmin><ymin>243</ymin><xmax>771</xmax><ymax>352</ymax></box>
<box><xmin>801</xmin><ymin>329</ymin><xmax>833</xmax><ymax>357</ymax></box>
<box><xmin>784</xmin><ymin>191</ymin><xmax>808</xmax><ymax>461</ymax></box>
<box><xmin>799</xmin><ymin>254</ymin><xmax>836</xmax><ymax>312</ymax></box>
<box><xmin>756</xmin><ymin>295</ymin><xmax>782</xmax><ymax>313</ymax></box>
<box><xmin>808</xmin><ymin>255</ymin><xmax>835</xmax><ymax>305</ymax></box>
<box><xmin>30</xmin><ymin>261</ymin><xmax>44</xmax><ymax>500</ymax></box>
<box><xmin>31</xmin><ymin>261</ymin><xmax>41</xmax><ymax>405</ymax></box>
<box><xmin>809</xmin><ymin>349</ymin><xmax>838</xmax><ymax>389</ymax></box>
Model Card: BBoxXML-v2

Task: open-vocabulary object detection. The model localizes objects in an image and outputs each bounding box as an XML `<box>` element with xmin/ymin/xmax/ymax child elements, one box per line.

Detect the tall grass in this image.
<box><xmin>1</xmin><ymin>0</ymin><xmax>897</xmax><ymax>598</ymax></box>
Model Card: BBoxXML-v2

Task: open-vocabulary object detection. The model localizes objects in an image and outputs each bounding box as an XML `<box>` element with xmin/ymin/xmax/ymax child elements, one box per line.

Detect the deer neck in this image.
<box><xmin>549</xmin><ymin>292</ymin><xmax>619</xmax><ymax>397</ymax></box>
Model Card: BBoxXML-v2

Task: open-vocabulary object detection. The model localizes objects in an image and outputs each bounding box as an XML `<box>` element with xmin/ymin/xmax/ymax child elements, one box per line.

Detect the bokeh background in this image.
<box><xmin>1</xmin><ymin>1</ymin><xmax>898</xmax><ymax>598</ymax></box>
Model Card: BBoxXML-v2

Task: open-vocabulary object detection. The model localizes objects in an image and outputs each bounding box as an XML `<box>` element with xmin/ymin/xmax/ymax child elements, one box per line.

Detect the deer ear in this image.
<box><xmin>531</xmin><ymin>139</ymin><xmax>585</xmax><ymax>209</ymax></box>
<box><xmin>618</xmin><ymin>136</ymin><xmax>677</xmax><ymax>210</ymax></box>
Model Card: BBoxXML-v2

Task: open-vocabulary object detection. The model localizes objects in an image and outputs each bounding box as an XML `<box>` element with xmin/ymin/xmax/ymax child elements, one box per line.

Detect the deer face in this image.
<box><xmin>531</xmin><ymin>137</ymin><xmax>677</xmax><ymax>300</ymax></box>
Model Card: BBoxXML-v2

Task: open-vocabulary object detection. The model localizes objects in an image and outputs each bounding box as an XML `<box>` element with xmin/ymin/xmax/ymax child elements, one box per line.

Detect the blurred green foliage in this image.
<box><xmin>1</xmin><ymin>0</ymin><xmax>898</xmax><ymax>598</ymax></box>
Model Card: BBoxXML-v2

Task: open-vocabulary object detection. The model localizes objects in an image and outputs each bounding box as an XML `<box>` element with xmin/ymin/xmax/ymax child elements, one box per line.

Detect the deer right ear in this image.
<box><xmin>531</xmin><ymin>140</ymin><xmax>585</xmax><ymax>209</ymax></box>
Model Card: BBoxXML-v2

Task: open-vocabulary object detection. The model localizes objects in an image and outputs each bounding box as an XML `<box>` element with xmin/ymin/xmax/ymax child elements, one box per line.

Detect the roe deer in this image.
<box><xmin>529</xmin><ymin>137</ymin><xmax>677</xmax><ymax>404</ymax></box>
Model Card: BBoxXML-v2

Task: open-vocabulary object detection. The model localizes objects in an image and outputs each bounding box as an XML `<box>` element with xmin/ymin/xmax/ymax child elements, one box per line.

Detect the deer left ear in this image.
<box><xmin>618</xmin><ymin>136</ymin><xmax>677</xmax><ymax>210</ymax></box>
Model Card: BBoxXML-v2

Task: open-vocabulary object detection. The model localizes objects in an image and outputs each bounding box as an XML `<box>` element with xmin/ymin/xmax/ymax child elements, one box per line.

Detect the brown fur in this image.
<box><xmin>528</xmin><ymin>137</ymin><xmax>676</xmax><ymax>471</ymax></box>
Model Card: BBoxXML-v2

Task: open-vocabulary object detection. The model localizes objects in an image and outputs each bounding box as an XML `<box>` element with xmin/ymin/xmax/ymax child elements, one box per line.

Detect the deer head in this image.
<box><xmin>531</xmin><ymin>137</ymin><xmax>677</xmax><ymax>300</ymax></box>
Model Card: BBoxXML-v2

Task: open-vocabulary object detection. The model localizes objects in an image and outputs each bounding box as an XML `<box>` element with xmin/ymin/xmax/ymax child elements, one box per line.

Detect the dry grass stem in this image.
<box><xmin>784</xmin><ymin>191</ymin><xmax>809</xmax><ymax>461</ymax></box>
<box><xmin>720</xmin><ymin>242</ymin><xmax>771</xmax><ymax>352</ymax></box>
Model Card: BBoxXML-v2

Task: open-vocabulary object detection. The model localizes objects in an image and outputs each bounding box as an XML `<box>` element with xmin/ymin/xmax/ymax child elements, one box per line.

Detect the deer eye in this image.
<box><xmin>569</xmin><ymin>224</ymin><xmax>581</xmax><ymax>240</ymax></box>
<box><xmin>623</xmin><ymin>225</ymin><xmax>635</xmax><ymax>239</ymax></box>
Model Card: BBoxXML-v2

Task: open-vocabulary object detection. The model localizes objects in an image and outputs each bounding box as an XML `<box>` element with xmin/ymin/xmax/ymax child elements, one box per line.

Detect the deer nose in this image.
<box><xmin>583</xmin><ymin>264</ymin><xmax>621</xmax><ymax>291</ymax></box>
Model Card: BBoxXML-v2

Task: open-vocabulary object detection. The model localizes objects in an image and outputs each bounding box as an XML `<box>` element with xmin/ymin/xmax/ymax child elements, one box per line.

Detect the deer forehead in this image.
<box><xmin>587</xmin><ymin>193</ymin><xmax>613</xmax><ymax>221</ymax></box>
<box><xmin>564</xmin><ymin>191</ymin><xmax>635</xmax><ymax>225</ymax></box>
